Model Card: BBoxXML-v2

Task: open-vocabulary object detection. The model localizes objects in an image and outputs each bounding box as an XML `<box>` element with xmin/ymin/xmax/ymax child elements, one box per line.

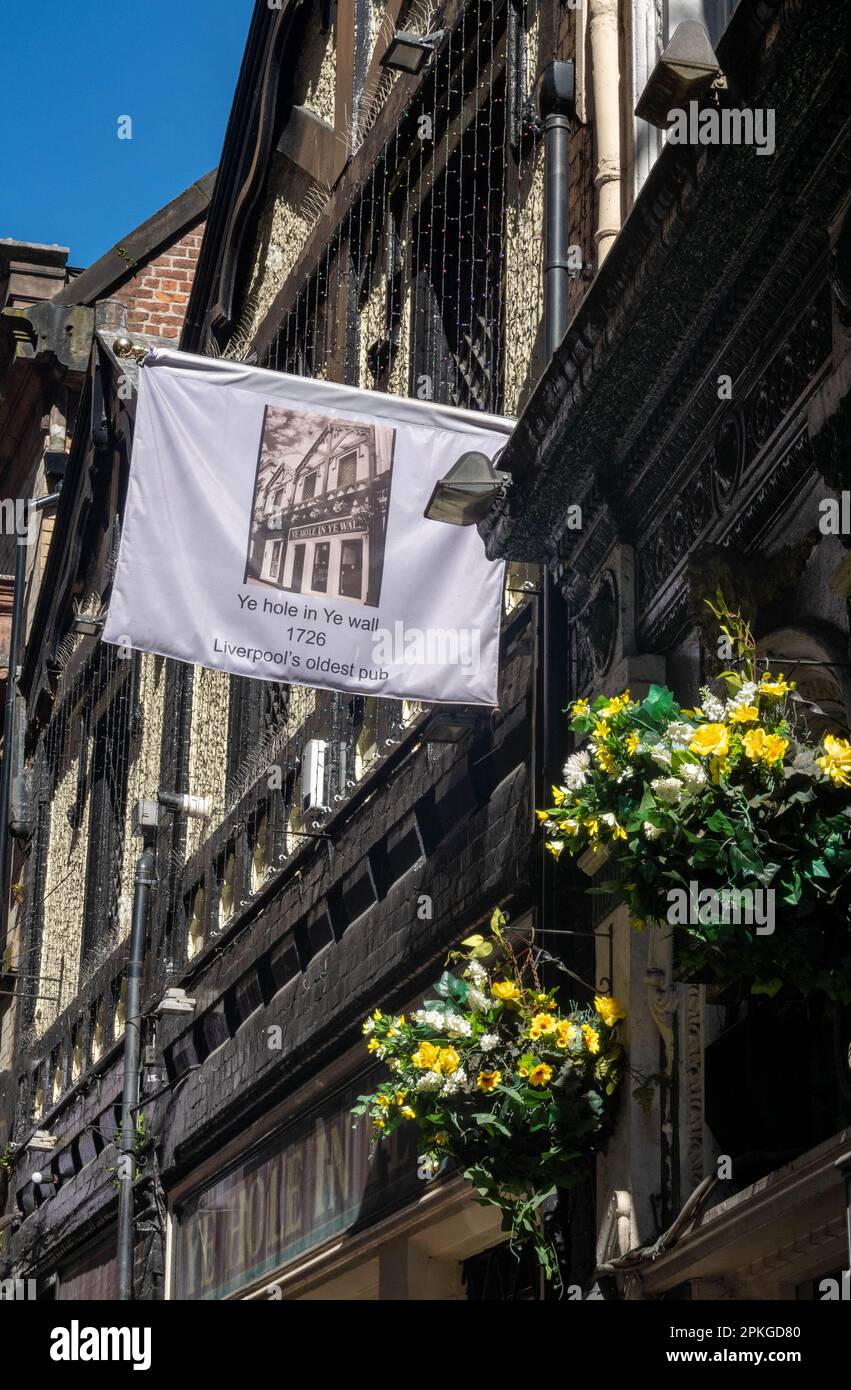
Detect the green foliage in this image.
<box><xmin>354</xmin><ymin>916</ymin><xmax>626</xmax><ymax>1281</ymax></box>
<box><xmin>540</xmin><ymin>603</ymin><xmax>851</xmax><ymax>1001</ymax></box>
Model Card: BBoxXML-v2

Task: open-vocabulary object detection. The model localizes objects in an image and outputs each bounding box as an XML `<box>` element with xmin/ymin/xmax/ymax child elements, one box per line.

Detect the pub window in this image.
<box><xmin>409</xmin><ymin>63</ymin><xmax>506</xmax><ymax>412</ymax></box>
<box><xmin>90</xmin><ymin>999</ymin><xmax>105</xmax><ymax>1063</ymax></box>
<box><xmin>187</xmin><ymin>884</ymin><xmax>206</xmax><ymax>960</ymax></box>
<box><xmin>338</xmin><ymin>451</ymin><xmax>357</xmax><ymax>489</ymax></box>
<box><xmin>312</xmin><ymin>542</ymin><xmax>331</xmax><ymax>593</ymax></box>
<box><xmin>80</xmin><ymin>688</ymin><xmax>132</xmax><ymax>974</ymax></box>
<box><xmin>218</xmin><ymin>849</ymin><xmax>237</xmax><ymax>929</ymax></box>
<box><xmin>51</xmin><ymin>1045</ymin><xmax>64</xmax><ymax>1106</ymax></box>
<box><xmin>70</xmin><ymin>1026</ymin><xmax>82</xmax><ymax>1085</ymax></box>
<box><xmin>250</xmin><ymin>812</ymin><xmax>272</xmax><ymax>892</ymax></box>
<box><xmin>339</xmin><ymin>538</ymin><xmax>364</xmax><ymax>600</ymax></box>
<box><xmin>354</xmin><ymin>698</ymin><xmax>379</xmax><ymax>780</ymax></box>
<box><xmin>301</xmin><ymin>470</ymin><xmax>317</xmax><ymax>501</ymax></box>
<box><xmin>114</xmin><ymin>977</ymin><xmax>126</xmax><ymax>1038</ymax></box>
<box><xmin>33</xmin><ymin>1069</ymin><xmax>45</xmax><ymax>1121</ymax></box>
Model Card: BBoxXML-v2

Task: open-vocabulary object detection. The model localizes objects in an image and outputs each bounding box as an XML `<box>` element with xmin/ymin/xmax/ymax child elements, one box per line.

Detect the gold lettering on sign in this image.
<box><xmin>246</xmin><ymin>1172</ymin><xmax>267</xmax><ymax>1262</ymax></box>
<box><xmin>285</xmin><ymin>1150</ymin><xmax>303</xmax><ymax>1235</ymax></box>
<box><xmin>267</xmin><ymin>1157</ymin><xmax>282</xmax><ymax>1251</ymax></box>
<box><xmin>315</xmin><ymin>1114</ymin><xmax>348</xmax><ymax>1217</ymax></box>
<box><xmin>227</xmin><ymin>1187</ymin><xmax>247</xmax><ymax>1273</ymax></box>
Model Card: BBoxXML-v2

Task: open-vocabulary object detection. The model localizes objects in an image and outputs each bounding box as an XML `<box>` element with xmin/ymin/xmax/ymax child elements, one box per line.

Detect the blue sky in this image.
<box><xmin>0</xmin><ymin>0</ymin><xmax>255</xmax><ymax>267</ymax></box>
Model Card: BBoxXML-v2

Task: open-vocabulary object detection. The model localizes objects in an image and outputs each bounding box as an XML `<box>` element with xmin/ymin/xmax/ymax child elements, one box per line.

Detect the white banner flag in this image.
<box><xmin>103</xmin><ymin>349</ymin><xmax>512</xmax><ymax>705</ymax></box>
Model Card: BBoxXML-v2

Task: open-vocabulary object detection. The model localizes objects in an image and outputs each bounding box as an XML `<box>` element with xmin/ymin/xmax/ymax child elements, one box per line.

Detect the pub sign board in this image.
<box><xmin>172</xmin><ymin>1073</ymin><xmax>422</xmax><ymax>1299</ymax></box>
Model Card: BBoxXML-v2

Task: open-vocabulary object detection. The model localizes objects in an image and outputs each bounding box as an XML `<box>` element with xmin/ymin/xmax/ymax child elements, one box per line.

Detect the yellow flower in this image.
<box><xmin>556</xmin><ymin>1021</ymin><xmax>577</xmax><ymax>1049</ymax></box>
<box><xmin>437</xmin><ymin>1046</ymin><xmax>461</xmax><ymax>1075</ymax></box>
<box><xmin>531</xmin><ymin>1011</ymin><xmax>557</xmax><ymax>1034</ymax></box>
<box><xmin>492</xmin><ymin>980</ymin><xmax>521</xmax><ymax>1003</ymax></box>
<box><xmin>584</xmin><ymin>817</ymin><xmax>600</xmax><ymax>841</ymax></box>
<box><xmin>545</xmin><ymin>840</ymin><xmax>564</xmax><ymax>860</ymax></box>
<box><xmin>373</xmin><ymin>1117</ymin><xmax>386</xmax><ymax>1130</ymax></box>
<box><xmin>626</xmin><ymin>732</ymin><xmax>640</xmax><ymax>756</ymax></box>
<box><xmin>594</xmin><ymin>994</ymin><xmax>627</xmax><ymax>1027</ymax></box>
<box><xmin>411</xmin><ymin>1041</ymin><xmax>441</xmax><ymax>1070</ymax></box>
<box><xmin>572</xmin><ymin>698</ymin><xmax>590</xmax><ymax>717</ymax></box>
<box><xmin>400</xmin><ymin>1106</ymin><xmax>416</xmax><ymax>1120</ymax></box>
<box><xmin>535</xmin><ymin>809</ymin><xmax>551</xmax><ymax>823</ymax></box>
<box><xmin>593</xmin><ymin>720</ymin><xmax>611</xmax><ymax>740</ymax></box>
<box><xmin>727</xmin><ymin>705</ymin><xmax>759</xmax><ymax>725</ymax></box>
<box><xmin>563</xmin><ymin>819</ymin><xmax>581</xmax><ymax>837</ymax></box>
<box><xmin>595</xmin><ymin>747</ymin><xmax>620</xmax><ymax>776</ymax></box>
<box><xmin>742</xmin><ymin>728</ymin><xmax>788</xmax><ymax>765</ymax></box>
<box><xmin>528</xmin><ymin>1063</ymin><xmax>553</xmax><ymax>1087</ymax></box>
<box><xmin>760</xmin><ymin>674</ymin><xmax>793</xmax><ymax>697</ymax></box>
<box><xmin>581</xmin><ymin>1024</ymin><xmax>601</xmax><ymax>1054</ymax></box>
<box><xmin>394</xmin><ymin>1090</ymin><xmax>408</xmax><ymax>1105</ymax></box>
<box><xmin>690</xmin><ymin>723</ymin><xmax>729</xmax><ymax>758</ymax></box>
<box><xmin>434</xmin><ymin>1131</ymin><xmax>449</xmax><ymax>1146</ymax></box>
<box><xmin>551</xmin><ymin>784</ymin><xmax>567</xmax><ymax>806</ymax></box>
<box><xmin>376</xmin><ymin>1093</ymin><xmax>391</xmax><ymax>1109</ymax></box>
<box><xmin>817</xmin><ymin>734</ymin><xmax>851</xmax><ymax>787</ymax></box>
<box><xmin>367</xmin><ymin>1037</ymin><xmax>381</xmax><ymax>1054</ymax></box>
<box><xmin>477</xmin><ymin>1069</ymin><xmax>502</xmax><ymax>1092</ymax></box>
<box><xmin>609</xmin><ymin>822</ymin><xmax>627</xmax><ymax>841</ymax></box>
<box><xmin>763</xmin><ymin>734</ymin><xmax>788</xmax><ymax>765</ymax></box>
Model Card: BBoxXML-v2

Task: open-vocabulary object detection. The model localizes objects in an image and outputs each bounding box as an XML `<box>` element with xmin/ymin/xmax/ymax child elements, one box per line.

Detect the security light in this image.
<box><xmin>423</xmin><ymin>450</ymin><xmax>511</xmax><ymax>526</ymax></box>
<box><xmin>380</xmin><ymin>29</ymin><xmax>445</xmax><ymax>75</ymax></box>
<box><xmin>426</xmin><ymin>709</ymin><xmax>483</xmax><ymax>743</ymax></box>
<box><xmin>72</xmin><ymin>613</ymin><xmax>104</xmax><ymax>637</ymax></box>
<box><xmin>27</xmin><ymin>1131</ymin><xmax>57</xmax><ymax>1152</ymax></box>
<box><xmin>635</xmin><ymin>21</ymin><xmax>722</xmax><ymax>130</ymax></box>
<box><xmin>155</xmin><ymin>987</ymin><xmax>196</xmax><ymax>1017</ymax></box>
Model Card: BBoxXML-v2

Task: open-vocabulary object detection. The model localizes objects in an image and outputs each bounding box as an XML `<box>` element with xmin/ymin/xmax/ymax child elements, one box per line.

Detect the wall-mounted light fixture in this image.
<box><xmin>72</xmin><ymin>612</ymin><xmax>105</xmax><ymax>637</ymax></box>
<box><xmin>635</xmin><ymin>21</ymin><xmax>722</xmax><ymax>129</ymax></box>
<box><xmin>155</xmin><ymin>987</ymin><xmax>196</xmax><ymax>1017</ymax></box>
<box><xmin>379</xmin><ymin>29</ymin><xmax>445</xmax><ymax>75</ymax></box>
<box><xmin>423</xmin><ymin>451</ymin><xmax>511</xmax><ymax>526</ymax></box>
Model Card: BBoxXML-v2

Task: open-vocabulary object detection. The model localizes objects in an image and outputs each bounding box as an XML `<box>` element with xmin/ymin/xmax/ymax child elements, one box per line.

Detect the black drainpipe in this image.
<box><xmin>0</xmin><ymin>490</ymin><xmax>62</xmax><ymax>941</ymax></box>
<box><xmin>535</xmin><ymin>61</ymin><xmax>575</xmax><ymax>939</ymax></box>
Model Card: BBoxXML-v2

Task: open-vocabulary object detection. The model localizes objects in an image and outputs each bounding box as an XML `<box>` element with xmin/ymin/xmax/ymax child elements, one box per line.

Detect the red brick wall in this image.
<box><xmin>112</xmin><ymin>221</ymin><xmax>205</xmax><ymax>339</ymax></box>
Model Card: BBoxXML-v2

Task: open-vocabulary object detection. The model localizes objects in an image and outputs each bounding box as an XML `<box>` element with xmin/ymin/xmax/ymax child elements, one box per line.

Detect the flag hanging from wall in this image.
<box><xmin>102</xmin><ymin>348</ymin><xmax>512</xmax><ymax>705</ymax></box>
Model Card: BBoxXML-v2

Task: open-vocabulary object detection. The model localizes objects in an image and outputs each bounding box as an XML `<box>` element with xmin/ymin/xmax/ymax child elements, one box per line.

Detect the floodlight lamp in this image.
<box><xmin>379</xmin><ymin>29</ymin><xmax>445</xmax><ymax>75</ymax></box>
<box><xmin>423</xmin><ymin>450</ymin><xmax>511</xmax><ymax>526</ymax></box>
<box><xmin>635</xmin><ymin>21</ymin><xmax>722</xmax><ymax>129</ymax></box>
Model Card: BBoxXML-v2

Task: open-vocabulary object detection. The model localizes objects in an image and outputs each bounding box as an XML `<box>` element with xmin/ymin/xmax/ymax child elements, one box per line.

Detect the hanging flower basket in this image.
<box><xmin>539</xmin><ymin>600</ymin><xmax>851</xmax><ymax>1002</ymax></box>
<box><xmin>353</xmin><ymin>911</ymin><xmax>626</xmax><ymax>1278</ymax></box>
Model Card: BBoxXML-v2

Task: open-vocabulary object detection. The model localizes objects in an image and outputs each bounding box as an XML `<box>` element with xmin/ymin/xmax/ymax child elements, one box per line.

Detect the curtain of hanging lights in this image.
<box><xmin>254</xmin><ymin>0</ymin><xmax>515</xmax><ymax>805</ymax></box>
<box><xmin>20</xmin><ymin>643</ymin><xmax>135</xmax><ymax>1044</ymax></box>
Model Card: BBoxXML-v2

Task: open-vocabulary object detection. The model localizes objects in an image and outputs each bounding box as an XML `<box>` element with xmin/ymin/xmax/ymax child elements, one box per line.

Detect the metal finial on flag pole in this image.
<box><xmin>113</xmin><ymin>336</ymin><xmax>150</xmax><ymax>364</ymax></box>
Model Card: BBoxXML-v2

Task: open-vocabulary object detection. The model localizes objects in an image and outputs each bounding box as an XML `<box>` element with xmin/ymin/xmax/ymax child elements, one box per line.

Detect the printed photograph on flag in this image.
<box><xmin>245</xmin><ymin>407</ymin><xmax>395</xmax><ymax>608</ymax></box>
<box><xmin>102</xmin><ymin>349</ymin><xmax>511</xmax><ymax>706</ymax></box>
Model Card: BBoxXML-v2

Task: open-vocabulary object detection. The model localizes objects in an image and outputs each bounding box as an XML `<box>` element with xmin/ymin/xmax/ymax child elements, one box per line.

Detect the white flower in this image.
<box><xmin>562</xmin><ymin>750</ymin><xmax>591</xmax><ymax>790</ymax></box>
<box><xmin>362</xmin><ymin>1017</ymin><xmax>375</xmax><ymax>1034</ymax></box>
<box><xmin>650</xmin><ymin>744</ymin><xmax>673</xmax><ymax>769</ymax></box>
<box><xmin>440</xmin><ymin>1075</ymin><xmax>463</xmax><ymax>1096</ymax></box>
<box><xmin>728</xmin><ymin>680</ymin><xmax>758</xmax><ymax>710</ymax></box>
<box><xmin>643</xmin><ymin>821</ymin><xmax>664</xmax><ymax>841</ymax></box>
<box><xmin>651</xmin><ymin>776</ymin><xmax>683</xmax><ymax>805</ymax></box>
<box><xmin>465</xmin><ymin>960</ymin><xmax>487</xmax><ymax>986</ymax></box>
<box><xmin>412</xmin><ymin>1008</ymin><xmax>471</xmax><ymax>1037</ymax></box>
<box><xmin>416</xmin><ymin>1071</ymin><xmax>442</xmax><ymax>1092</ymax></box>
<box><xmin>699</xmin><ymin>687</ymin><xmax>726</xmax><ymax>722</ymax></box>
<box><xmin>479</xmin><ymin>1032</ymin><xmax>499</xmax><ymax>1052</ymax></box>
<box><xmin>466</xmin><ymin>988</ymin><xmax>489</xmax><ymax>1012</ymax></box>
<box><xmin>387</xmin><ymin>1058</ymin><xmax>401</xmax><ymax>1072</ymax></box>
<box><xmin>665</xmin><ymin>721</ymin><xmax>693</xmax><ymax>748</ymax></box>
<box><xmin>681</xmin><ymin>762</ymin><xmax>707</xmax><ymax>789</ymax></box>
